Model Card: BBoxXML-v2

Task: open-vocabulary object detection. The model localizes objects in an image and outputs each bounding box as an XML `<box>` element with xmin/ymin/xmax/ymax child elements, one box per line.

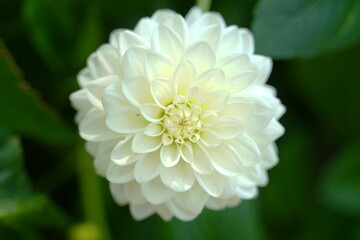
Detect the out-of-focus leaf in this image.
<box><xmin>161</xmin><ymin>200</ymin><xmax>266</xmax><ymax>240</ymax></box>
<box><xmin>0</xmin><ymin>130</ymin><xmax>31</xmax><ymax>203</ymax></box>
<box><xmin>72</xmin><ymin>4</ymin><xmax>105</xmax><ymax>69</ymax></box>
<box><xmin>260</xmin><ymin>118</ymin><xmax>313</xmax><ymax>237</ymax></box>
<box><xmin>288</xmin><ymin>42</ymin><xmax>360</xmax><ymax>140</ymax></box>
<box><xmin>0</xmin><ymin>130</ymin><xmax>68</xmax><ymax>239</ymax></box>
<box><xmin>252</xmin><ymin>0</ymin><xmax>360</xmax><ymax>59</ymax></box>
<box><xmin>0</xmin><ymin>40</ymin><xmax>75</xmax><ymax>144</ymax></box>
<box><xmin>319</xmin><ymin>142</ymin><xmax>360</xmax><ymax>216</ymax></box>
<box><xmin>22</xmin><ymin>0</ymin><xmax>76</xmax><ymax>71</ymax></box>
<box><xmin>294</xmin><ymin>208</ymin><xmax>353</xmax><ymax>240</ymax></box>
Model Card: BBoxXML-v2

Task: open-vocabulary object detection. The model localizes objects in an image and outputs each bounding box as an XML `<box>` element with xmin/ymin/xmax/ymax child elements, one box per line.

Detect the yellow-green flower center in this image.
<box><xmin>163</xmin><ymin>95</ymin><xmax>202</xmax><ymax>144</ymax></box>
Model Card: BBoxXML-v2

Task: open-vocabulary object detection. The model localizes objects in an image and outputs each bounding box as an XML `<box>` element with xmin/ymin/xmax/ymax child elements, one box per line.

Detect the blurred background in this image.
<box><xmin>1</xmin><ymin>0</ymin><xmax>360</xmax><ymax>239</ymax></box>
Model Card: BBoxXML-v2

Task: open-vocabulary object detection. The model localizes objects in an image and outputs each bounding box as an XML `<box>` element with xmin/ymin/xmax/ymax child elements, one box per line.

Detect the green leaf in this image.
<box><xmin>0</xmin><ymin>130</ymin><xmax>31</xmax><ymax>202</ymax></box>
<box><xmin>252</xmin><ymin>0</ymin><xmax>360</xmax><ymax>59</ymax></box>
<box><xmin>0</xmin><ymin>40</ymin><xmax>75</xmax><ymax>144</ymax></box>
<box><xmin>319</xmin><ymin>142</ymin><xmax>360</xmax><ymax>216</ymax></box>
<box><xmin>0</xmin><ymin>130</ymin><xmax>68</xmax><ymax>239</ymax></box>
<box><xmin>22</xmin><ymin>0</ymin><xmax>76</xmax><ymax>71</ymax></box>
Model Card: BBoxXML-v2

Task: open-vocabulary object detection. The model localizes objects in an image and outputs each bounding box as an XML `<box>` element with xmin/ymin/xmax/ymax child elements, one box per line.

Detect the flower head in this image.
<box><xmin>70</xmin><ymin>6</ymin><xmax>285</xmax><ymax>221</ymax></box>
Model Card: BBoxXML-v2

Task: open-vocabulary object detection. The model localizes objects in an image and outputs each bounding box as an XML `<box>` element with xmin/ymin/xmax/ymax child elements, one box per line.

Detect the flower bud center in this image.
<box><xmin>163</xmin><ymin>95</ymin><xmax>201</xmax><ymax>144</ymax></box>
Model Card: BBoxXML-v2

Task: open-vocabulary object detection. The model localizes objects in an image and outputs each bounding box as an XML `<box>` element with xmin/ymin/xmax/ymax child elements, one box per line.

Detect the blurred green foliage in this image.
<box><xmin>0</xmin><ymin>0</ymin><xmax>360</xmax><ymax>239</ymax></box>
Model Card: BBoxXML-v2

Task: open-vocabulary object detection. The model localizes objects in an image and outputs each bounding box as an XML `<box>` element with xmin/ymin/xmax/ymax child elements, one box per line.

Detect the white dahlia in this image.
<box><xmin>70</xmin><ymin>6</ymin><xmax>285</xmax><ymax>221</ymax></box>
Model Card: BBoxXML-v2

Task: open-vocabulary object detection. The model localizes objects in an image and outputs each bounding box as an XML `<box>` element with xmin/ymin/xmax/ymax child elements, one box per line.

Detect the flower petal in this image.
<box><xmin>174</xmin><ymin>60</ymin><xmax>197</xmax><ymax>95</ymax></box>
<box><xmin>219</xmin><ymin>54</ymin><xmax>250</xmax><ymax>79</ymax></box>
<box><xmin>224</xmin><ymin>71</ymin><xmax>257</xmax><ymax>94</ymax></box>
<box><xmin>79</xmin><ymin>108</ymin><xmax>118</xmax><ymax>142</ymax></box>
<box><xmin>163</xmin><ymin>14</ymin><xmax>189</xmax><ymax>43</ymax></box>
<box><xmin>191</xmin><ymin>143</ymin><xmax>213</xmax><ymax>174</ymax></box>
<box><xmin>130</xmin><ymin>203</ymin><xmax>155</xmax><ymax>220</ymax></box>
<box><xmin>106</xmin><ymin>107</ymin><xmax>148</xmax><ymax>134</ymax></box>
<box><xmin>122</xmin><ymin>47</ymin><xmax>147</xmax><ymax>78</ymax></box>
<box><xmin>199</xmin><ymin>129</ymin><xmax>221</xmax><ymax>147</ymax></box>
<box><xmin>124</xmin><ymin>181</ymin><xmax>148</xmax><ymax>204</ymax></box>
<box><xmin>106</xmin><ymin>162</ymin><xmax>134</xmax><ymax>184</ymax></box>
<box><xmin>183</xmin><ymin>42</ymin><xmax>216</xmax><ymax>75</ymax></box>
<box><xmin>102</xmin><ymin>82</ymin><xmax>131</xmax><ymax>113</ymax></box>
<box><xmin>152</xmin><ymin>25</ymin><xmax>185</xmax><ymax>62</ymax></box>
<box><xmin>122</xmin><ymin>76</ymin><xmax>153</xmax><ymax>107</ymax></box>
<box><xmin>111</xmin><ymin>136</ymin><xmax>141</xmax><ymax>165</ymax></box>
<box><xmin>70</xmin><ymin>89</ymin><xmax>92</xmax><ymax>122</ymax></box>
<box><xmin>194</xmin><ymin>171</ymin><xmax>225</xmax><ymax>197</ymax></box>
<box><xmin>194</xmin><ymin>68</ymin><xmax>226</xmax><ymax>95</ymax></box>
<box><xmin>190</xmin><ymin>24</ymin><xmax>221</xmax><ymax>51</ymax></box>
<box><xmin>110</xmin><ymin>183</ymin><xmax>128</xmax><ymax>205</ymax></box>
<box><xmin>186</xmin><ymin>86</ymin><xmax>203</xmax><ymax>105</ymax></box>
<box><xmin>134</xmin><ymin>17</ymin><xmax>158</xmax><ymax>41</ymax></box>
<box><xmin>140</xmin><ymin>103</ymin><xmax>165</xmax><ymax>122</ymax></box>
<box><xmin>185</xmin><ymin>6</ymin><xmax>202</xmax><ymax>26</ymax></box>
<box><xmin>217</xmin><ymin>98</ymin><xmax>252</xmax><ymax>119</ymax></box>
<box><xmin>150</xmin><ymin>79</ymin><xmax>174</xmax><ymax>108</ymax></box>
<box><xmin>160</xmin><ymin>143</ymin><xmax>181</xmax><ymax>167</ymax></box>
<box><xmin>176</xmin><ymin>183</ymin><xmax>209</xmax><ymax>214</ymax></box>
<box><xmin>200</xmin><ymin>111</ymin><xmax>218</xmax><ymax>127</ymax></box>
<box><xmin>217</xmin><ymin>27</ymin><xmax>254</xmax><ymax>59</ymax></box>
<box><xmin>77</xmin><ymin>68</ymin><xmax>93</xmax><ymax>88</ymax></box>
<box><xmin>250</xmin><ymin>55</ymin><xmax>272</xmax><ymax>84</ymax></box>
<box><xmin>141</xmin><ymin>178</ymin><xmax>176</xmax><ymax>205</ymax></box>
<box><xmin>110</xmin><ymin>30</ymin><xmax>149</xmax><ymax>55</ymax></box>
<box><xmin>211</xmin><ymin>117</ymin><xmax>245</xmax><ymax>139</ymax></box>
<box><xmin>166</xmin><ymin>200</ymin><xmax>198</xmax><ymax>221</ymax></box>
<box><xmin>92</xmin><ymin>140</ymin><xmax>117</xmax><ymax>176</ymax></box>
<box><xmin>86</xmin><ymin>75</ymin><xmax>119</xmax><ymax>109</ymax></box>
<box><xmin>152</xmin><ymin>9</ymin><xmax>177</xmax><ymax>23</ymax></box>
<box><xmin>207</xmin><ymin>144</ymin><xmax>242</xmax><ymax>176</ymax></box>
<box><xmin>227</xmin><ymin>134</ymin><xmax>261</xmax><ymax>167</ymax></box>
<box><xmin>134</xmin><ymin>150</ymin><xmax>162</xmax><ymax>183</ymax></box>
<box><xmin>160</xmin><ymin>160</ymin><xmax>195</xmax><ymax>192</ymax></box>
<box><xmin>145</xmin><ymin>51</ymin><xmax>176</xmax><ymax>80</ymax></box>
<box><xmin>180</xmin><ymin>142</ymin><xmax>193</xmax><ymax>163</ymax></box>
<box><xmin>154</xmin><ymin>205</ymin><xmax>173</xmax><ymax>221</ymax></box>
<box><xmin>87</xmin><ymin>44</ymin><xmax>122</xmax><ymax>78</ymax></box>
<box><xmin>144</xmin><ymin>122</ymin><xmax>165</xmax><ymax>136</ymax></box>
<box><xmin>201</xmin><ymin>90</ymin><xmax>229</xmax><ymax>111</ymax></box>
<box><xmin>132</xmin><ymin>129</ymin><xmax>162</xmax><ymax>153</ymax></box>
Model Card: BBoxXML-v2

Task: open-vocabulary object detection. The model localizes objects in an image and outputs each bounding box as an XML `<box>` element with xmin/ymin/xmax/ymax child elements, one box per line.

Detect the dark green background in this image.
<box><xmin>1</xmin><ymin>0</ymin><xmax>360</xmax><ymax>239</ymax></box>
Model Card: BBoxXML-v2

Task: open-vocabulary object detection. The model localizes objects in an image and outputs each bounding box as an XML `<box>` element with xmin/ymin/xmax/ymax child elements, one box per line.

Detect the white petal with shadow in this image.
<box><xmin>122</xmin><ymin>76</ymin><xmax>153</xmax><ymax>107</ymax></box>
<box><xmin>191</xmin><ymin>143</ymin><xmax>213</xmax><ymax>174</ymax></box>
<box><xmin>106</xmin><ymin>162</ymin><xmax>134</xmax><ymax>184</ymax></box>
<box><xmin>106</xmin><ymin>107</ymin><xmax>148</xmax><ymax>134</ymax></box>
<box><xmin>145</xmin><ymin>51</ymin><xmax>176</xmax><ymax>80</ymax></box>
<box><xmin>140</xmin><ymin>103</ymin><xmax>165</xmax><ymax>122</ymax></box>
<box><xmin>132</xmin><ymin>130</ymin><xmax>162</xmax><ymax>153</ymax></box>
<box><xmin>183</xmin><ymin>42</ymin><xmax>216</xmax><ymax>75</ymax></box>
<box><xmin>152</xmin><ymin>25</ymin><xmax>185</xmax><ymax>62</ymax></box>
<box><xmin>174</xmin><ymin>60</ymin><xmax>197</xmax><ymax>95</ymax></box>
<box><xmin>160</xmin><ymin>143</ymin><xmax>181</xmax><ymax>167</ymax></box>
<box><xmin>160</xmin><ymin>160</ymin><xmax>195</xmax><ymax>192</ymax></box>
<box><xmin>150</xmin><ymin>79</ymin><xmax>174</xmax><ymax>108</ymax></box>
<box><xmin>134</xmin><ymin>150</ymin><xmax>162</xmax><ymax>183</ymax></box>
<box><xmin>141</xmin><ymin>178</ymin><xmax>175</xmax><ymax>205</ymax></box>
<box><xmin>79</xmin><ymin>108</ymin><xmax>118</xmax><ymax>142</ymax></box>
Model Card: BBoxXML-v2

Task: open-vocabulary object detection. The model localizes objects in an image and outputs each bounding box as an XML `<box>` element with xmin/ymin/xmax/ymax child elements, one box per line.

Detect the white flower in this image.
<box><xmin>70</xmin><ymin>6</ymin><xmax>285</xmax><ymax>221</ymax></box>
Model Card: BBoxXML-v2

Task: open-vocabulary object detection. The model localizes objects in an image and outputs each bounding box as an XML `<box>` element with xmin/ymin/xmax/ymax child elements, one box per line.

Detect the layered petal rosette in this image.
<box><xmin>70</xmin><ymin>7</ymin><xmax>285</xmax><ymax>221</ymax></box>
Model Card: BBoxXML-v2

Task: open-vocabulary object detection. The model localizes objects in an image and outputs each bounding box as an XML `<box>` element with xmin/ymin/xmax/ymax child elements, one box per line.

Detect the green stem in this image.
<box><xmin>196</xmin><ymin>0</ymin><xmax>212</xmax><ymax>11</ymax></box>
<box><xmin>76</xmin><ymin>143</ymin><xmax>112</xmax><ymax>240</ymax></box>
